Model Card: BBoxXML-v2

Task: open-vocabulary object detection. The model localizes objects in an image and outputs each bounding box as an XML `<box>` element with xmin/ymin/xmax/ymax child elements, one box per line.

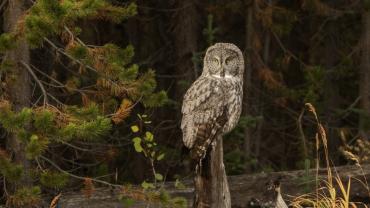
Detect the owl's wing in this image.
<box><xmin>181</xmin><ymin>77</ymin><xmax>227</xmax><ymax>160</ymax></box>
<box><xmin>189</xmin><ymin>107</ymin><xmax>227</xmax><ymax>161</ymax></box>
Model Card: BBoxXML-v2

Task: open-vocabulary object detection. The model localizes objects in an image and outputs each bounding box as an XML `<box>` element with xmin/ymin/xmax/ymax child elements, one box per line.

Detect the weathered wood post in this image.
<box><xmin>194</xmin><ymin>137</ymin><xmax>230</xmax><ymax>208</ymax></box>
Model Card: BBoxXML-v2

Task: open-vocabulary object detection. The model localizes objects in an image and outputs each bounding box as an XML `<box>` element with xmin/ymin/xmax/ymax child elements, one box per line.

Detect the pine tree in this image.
<box><xmin>0</xmin><ymin>0</ymin><xmax>167</xmax><ymax>206</ymax></box>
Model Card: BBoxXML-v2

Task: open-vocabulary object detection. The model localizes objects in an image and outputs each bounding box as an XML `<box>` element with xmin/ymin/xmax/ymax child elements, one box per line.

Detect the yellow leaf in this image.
<box><xmin>131</xmin><ymin>125</ymin><xmax>139</xmax><ymax>133</ymax></box>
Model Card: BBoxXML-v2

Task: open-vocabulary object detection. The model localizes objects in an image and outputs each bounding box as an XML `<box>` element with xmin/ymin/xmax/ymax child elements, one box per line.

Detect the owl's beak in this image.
<box><xmin>220</xmin><ymin>66</ymin><xmax>225</xmax><ymax>77</ymax></box>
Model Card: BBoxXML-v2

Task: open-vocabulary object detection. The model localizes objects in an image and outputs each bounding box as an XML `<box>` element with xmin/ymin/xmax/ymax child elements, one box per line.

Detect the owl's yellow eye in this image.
<box><xmin>211</xmin><ymin>56</ymin><xmax>220</xmax><ymax>65</ymax></box>
<box><xmin>225</xmin><ymin>56</ymin><xmax>236</xmax><ymax>65</ymax></box>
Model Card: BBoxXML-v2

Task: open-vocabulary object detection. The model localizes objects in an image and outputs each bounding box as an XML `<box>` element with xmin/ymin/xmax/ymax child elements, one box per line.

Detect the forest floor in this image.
<box><xmin>57</xmin><ymin>164</ymin><xmax>370</xmax><ymax>208</ymax></box>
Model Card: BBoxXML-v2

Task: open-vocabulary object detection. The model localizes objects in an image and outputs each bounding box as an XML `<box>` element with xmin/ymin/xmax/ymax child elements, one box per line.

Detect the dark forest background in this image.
<box><xmin>0</xmin><ymin>0</ymin><xmax>370</xmax><ymax>206</ymax></box>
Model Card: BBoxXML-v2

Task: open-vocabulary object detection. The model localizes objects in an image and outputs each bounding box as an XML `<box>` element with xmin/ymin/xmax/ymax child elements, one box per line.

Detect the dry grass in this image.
<box><xmin>291</xmin><ymin>103</ymin><xmax>369</xmax><ymax>208</ymax></box>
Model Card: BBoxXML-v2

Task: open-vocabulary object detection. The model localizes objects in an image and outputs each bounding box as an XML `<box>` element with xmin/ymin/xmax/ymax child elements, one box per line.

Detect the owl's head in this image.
<box><xmin>202</xmin><ymin>43</ymin><xmax>244</xmax><ymax>79</ymax></box>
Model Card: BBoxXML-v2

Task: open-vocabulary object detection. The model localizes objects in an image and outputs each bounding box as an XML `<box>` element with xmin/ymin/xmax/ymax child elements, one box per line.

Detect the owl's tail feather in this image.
<box><xmin>190</xmin><ymin>108</ymin><xmax>227</xmax><ymax>161</ymax></box>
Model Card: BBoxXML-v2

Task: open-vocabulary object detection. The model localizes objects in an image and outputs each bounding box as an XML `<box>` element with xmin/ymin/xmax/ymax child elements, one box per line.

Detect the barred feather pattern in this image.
<box><xmin>181</xmin><ymin>43</ymin><xmax>244</xmax><ymax>161</ymax></box>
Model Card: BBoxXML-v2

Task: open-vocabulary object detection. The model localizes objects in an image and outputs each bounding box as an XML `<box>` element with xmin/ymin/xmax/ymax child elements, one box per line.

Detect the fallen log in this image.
<box><xmin>58</xmin><ymin>164</ymin><xmax>370</xmax><ymax>208</ymax></box>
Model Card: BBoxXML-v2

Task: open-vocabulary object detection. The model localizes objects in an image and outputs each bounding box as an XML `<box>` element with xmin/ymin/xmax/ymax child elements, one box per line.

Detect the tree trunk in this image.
<box><xmin>243</xmin><ymin>0</ymin><xmax>263</xmax><ymax>172</ymax></box>
<box><xmin>3</xmin><ymin>0</ymin><xmax>32</xmax><ymax>187</ymax></box>
<box><xmin>360</xmin><ymin>10</ymin><xmax>370</xmax><ymax>140</ymax></box>
<box><xmin>194</xmin><ymin>137</ymin><xmax>231</xmax><ymax>208</ymax></box>
<box><xmin>243</xmin><ymin>0</ymin><xmax>254</xmax><ymax>164</ymax></box>
<box><xmin>171</xmin><ymin>0</ymin><xmax>201</xmax><ymax>175</ymax></box>
<box><xmin>322</xmin><ymin>23</ymin><xmax>341</xmax><ymax>159</ymax></box>
<box><xmin>172</xmin><ymin>0</ymin><xmax>200</xmax><ymax>100</ymax></box>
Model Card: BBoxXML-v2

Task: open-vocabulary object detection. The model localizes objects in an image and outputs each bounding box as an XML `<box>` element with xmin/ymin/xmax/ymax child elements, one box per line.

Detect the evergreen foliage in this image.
<box><xmin>22</xmin><ymin>0</ymin><xmax>137</xmax><ymax>47</ymax></box>
<box><xmin>0</xmin><ymin>150</ymin><xmax>23</xmax><ymax>182</ymax></box>
<box><xmin>0</xmin><ymin>101</ymin><xmax>32</xmax><ymax>132</ymax></box>
<box><xmin>0</xmin><ymin>0</ymin><xmax>368</xmax><ymax>206</ymax></box>
<box><xmin>0</xmin><ymin>0</ymin><xmax>168</xmax><ymax>205</ymax></box>
<box><xmin>0</xmin><ymin>33</ymin><xmax>16</xmax><ymax>53</ymax></box>
<box><xmin>40</xmin><ymin>171</ymin><xmax>69</xmax><ymax>188</ymax></box>
<box><xmin>7</xmin><ymin>186</ymin><xmax>41</xmax><ymax>207</ymax></box>
<box><xmin>58</xmin><ymin>116</ymin><xmax>112</xmax><ymax>141</ymax></box>
<box><xmin>33</xmin><ymin>109</ymin><xmax>55</xmax><ymax>133</ymax></box>
<box><xmin>25</xmin><ymin>135</ymin><xmax>49</xmax><ymax>159</ymax></box>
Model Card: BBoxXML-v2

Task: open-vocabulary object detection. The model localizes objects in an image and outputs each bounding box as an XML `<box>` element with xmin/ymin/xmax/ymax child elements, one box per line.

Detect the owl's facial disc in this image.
<box><xmin>211</xmin><ymin>55</ymin><xmax>226</xmax><ymax>78</ymax></box>
<box><xmin>224</xmin><ymin>54</ymin><xmax>239</xmax><ymax>77</ymax></box>
<box><xmin>208</xmin><ymin>54</ymin><xmax>223</xmax><ymax>77</ymax></box>
<box><xmin>205</xmin><ymin>46</ymin><xmax>242</xmax><ymax>79</ymax></box>
<box><xmin>214</xmin><ymin>56</ymin><xmax>221</xmax><ymax>65</ymax></box>
<box><xmin>225</xmin><ymin>55</ymin><xmax>237</xmax><ymax>65</ymax></box>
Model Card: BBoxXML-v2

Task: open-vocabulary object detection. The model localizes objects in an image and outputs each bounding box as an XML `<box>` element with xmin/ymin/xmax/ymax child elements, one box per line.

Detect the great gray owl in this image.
<box><xmin>181</xmin><ymin>43</ymin><xmax>244</xmax><ymax>161</ymax></box>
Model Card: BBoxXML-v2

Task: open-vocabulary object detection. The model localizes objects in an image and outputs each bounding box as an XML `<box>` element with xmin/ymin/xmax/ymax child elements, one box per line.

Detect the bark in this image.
<box><xmin>171</xmin><ymin>0</ymin><xmax>201</xmax><ymax>178</ymax></box>
<box><xmin>243</xmin><ymin>0</ymin><xmax>263</xmax><ymax>171</ymax></box>
<box><xmin>360</xmin><ymin>10</ymin><xmax>370</xmax><ymax>140</ymax></box>
<box><xmin>3</xmin><ymin>0</ymin><xmax>32</xmax><ymax>187</ymax></box>
<box><xmin>193</xmin><ymin>137</ymin><xmax>230</xmax><ymax>208</ymax></box>
<box><xmin>172</xmin><ymin>0</ymin><xmax>200</xmax><ymax>101</ymax></box>
<box><xmin>323</xmin><ymin>24</ymin><xmax>341</xmax><ymax>159</ymax></box>
<box><xmin>58</xmin><ymin>164</ymin><xmax>370</xmax><ymax>208</ymax></box>
<box><xmin>243</xmin><ymin>0</ymin><xmax>254</xmax><ymax>163</ymax></box>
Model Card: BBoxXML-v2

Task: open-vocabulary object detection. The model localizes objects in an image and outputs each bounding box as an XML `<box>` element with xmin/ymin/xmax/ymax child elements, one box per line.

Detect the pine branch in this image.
<box><xmin>64</xmin><ymin>26</ymin><xmax>86</xmax><ymax>47</ymax></box>
<box><xmin>20</xmin><ymin>61</ymin><xmax>48</xmax><ymax>106</ymax></box>
<box><xmin>39</xmin><ymin>155</ymin><xmax>122</xmax><ymax>188</ymax></box>
<box><xmin>54</xmin><ymin>139</ymin><xmax>91</xmax><ymax>152</ymax></box>
<box><xmin>43</xmin><ymin>38</ymin><xmax>97</xmax><ymax>72</ymax></box>
<box><xmin>29</xmin><ymin>64</ymin><xmax>93</xmax><ymax>95</ymax></box>
<box><xmin>43</xmin><ymin>38</ymin><xmax>129</xmax><ymax>94</ymax></box>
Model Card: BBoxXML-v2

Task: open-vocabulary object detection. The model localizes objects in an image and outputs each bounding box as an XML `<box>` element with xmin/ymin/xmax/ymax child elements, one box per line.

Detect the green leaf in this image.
<box><xmin>131</xmin><ymin>125</ymin><xmax>139</xmax><ymax>133</ymax></box>
<box><xmin>157</xmin><ymin>153</ymin><xmax>165</xmax><ymax>161</ymax></box>
<box><xmin>155</xmin><ymin>173</ymin><xmax>163</xmax><ymax>181</ymax></box>
<box><xmin>170</xmin><ymin>196</ymin><xmax>188</xmax><ymax>207</ymax></box>
<box><xmin>120</xmin><ymin>196</ymin><xmax>135</xmax><ymax>206</ymax></box>
<box><xmin>144</xmin><ymin>131</ymin><xmax>154</xmax><ymax>142</ymax></box>
<box><xmin>132</xmin><ymin>137</ymin><xmax>143</xmax><ymax>152</ymax></box>
<box><xmin>133</xmin><ymin>141</ymin><xmax>143</xmax><ymax>153</ymax></box>
<box><xmin>175</xmin><ymin>179</ymin><xmax>186</xmax><ymax>189</ymax></box>
<box><xmin>141</xmin><ymin>181</ymin><xmax>154</xmax><ymax>190</ymax></box>
<box><xmin>132</xmin><ymin>137</ymin><xmax>141</xmax><ymax>143</ymax></box>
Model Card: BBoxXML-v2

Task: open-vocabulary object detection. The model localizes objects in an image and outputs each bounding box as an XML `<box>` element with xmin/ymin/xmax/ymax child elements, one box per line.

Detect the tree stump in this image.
<box><xmin>194</xmin><ymin>136</ymin><xmax>231</xmax><ymax>208</ymax></box>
